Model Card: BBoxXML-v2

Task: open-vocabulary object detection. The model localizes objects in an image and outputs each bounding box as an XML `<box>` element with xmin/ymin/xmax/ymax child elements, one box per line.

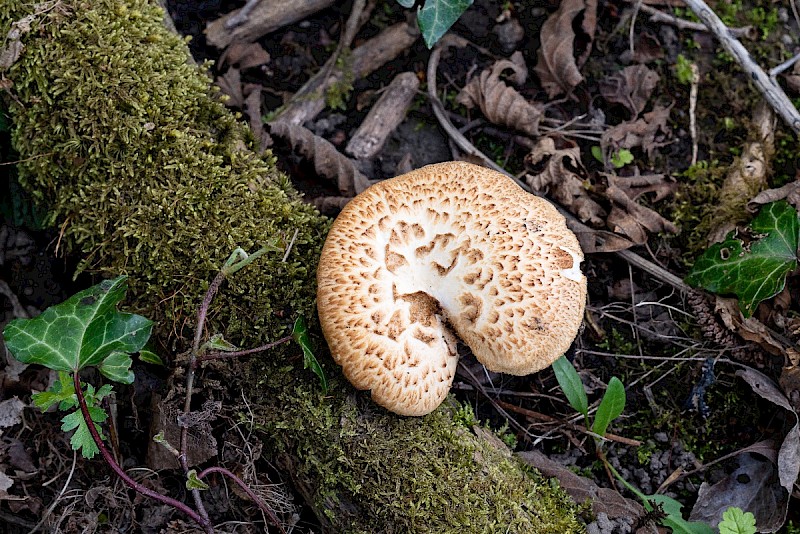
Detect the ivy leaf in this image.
<box><xmin>685</xmin><ymin>201</ymin><xmax>800</xmax><ymax>317</ymax></box>
<box><xmin>61</xmin><ymin>404</ymin><xmax>107</xmax><ymax>459</ymax></box>
<box><xmin>292</xmin><ymin>317</ymin><xmax>328</xmax><ymax>393</ymax></box>
<box><xmin>552</xmin><ymin>356</ymin><xmax>588</xmax><ymax>417</ymax></box>
<box><xmin>417</xmin><ymin>0</ymin><xmax>473</xmax><ymax>48</ymax></box>
<box><xmin>396</xmin><ymin>0</ymin><xmax>415</xmax><ymax>7</ymax></box>
<box><xmin>186</xmin><ymin>470</ymin><xmax>210</xmax><ymax>490</ymax></box>
<box><xmin>3</xmin><ymin>276</ymin><xmax>153</xmax><ymax>372</ymax></box>
<box><xmin>592</xmin><ymin>377</ymin><xmax>625</xmax><ymax>437</ymax></box>
<box><xmin>138</xmin><ymin>344</ymin><xmax>164</xmax><ymax>366</ymax></box>
<box><xmin>99</xmin><ymin>352</ymin><xmax>134</xmax><ymax>384</ymax></box>
<box><xmin>718</xmin><ymin>507</ymin><xmax>756</xmax><ymax>534</ymax></box>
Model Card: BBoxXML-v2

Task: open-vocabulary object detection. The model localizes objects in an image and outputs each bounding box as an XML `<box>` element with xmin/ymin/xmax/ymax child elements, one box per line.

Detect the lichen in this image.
<box><xmin>0</xmin><ymin>1</ymin><xmax>584</xmax><ymax>530</ymax></box>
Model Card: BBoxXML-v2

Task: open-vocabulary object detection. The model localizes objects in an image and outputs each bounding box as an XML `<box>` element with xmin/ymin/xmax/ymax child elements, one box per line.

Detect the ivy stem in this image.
<box><xmin>193</xmin><ymin>335</ymin><xmax>293</xmax><ymax>367</ymax></box>
<box><xmin>72</xmin><ymin>372</ymin><xmax>212</xmax><ymax>532</ymax></box>
<box><xmin>197</xmin><ymin>467</ymin><xmax>285</xmax><ymax>533</ymax></box>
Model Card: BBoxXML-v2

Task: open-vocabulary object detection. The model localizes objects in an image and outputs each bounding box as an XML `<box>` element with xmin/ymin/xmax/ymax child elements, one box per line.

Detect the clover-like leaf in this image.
<box><xmin>3</xmin><ymin>276</ymin><xmax>153</xmax><ymax>374</ymax></box>
<box><xmin>292</xmin><ymin>317</ymin><xmax>328</xmax><ymax>393</ymax></box>
<box><xmin>686</xmin><ymin>201</ymin><xmax>799</xmax><ymax>317</ymax></box>
<box><xmin>417</xmin><ymin>0</ymin><xmax>473</xmax><ymax>48</ymax></box>
<box><xmin>61</xmin><ymin>404</ymin><xmax>107</xmax><ymax>459</ymax></box>
<box><xmin>32</xmin><ymin>371</ymin><xmax>76</xmax><ymax>412</ymax></box>
<box><xmin>718</xmin><ymin>507</ymin><xmax>756</xmax><ymax>534</ymax></box>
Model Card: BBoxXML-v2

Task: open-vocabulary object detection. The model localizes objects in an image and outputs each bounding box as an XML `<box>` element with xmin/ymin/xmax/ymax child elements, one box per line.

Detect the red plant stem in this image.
<box><xmin>72</xmin><ymin>373</ymin><xmax>211</xmax><ymax>532</ymax></box>
<box><xmin>193</xmin><ymin>335</ymin><xmax>293</xmax><ymax>367</ymax></box>
<box><xmin>197</xmin><ymin>467</ymin><xmax>285</xmax><ymax>534</ymax></box>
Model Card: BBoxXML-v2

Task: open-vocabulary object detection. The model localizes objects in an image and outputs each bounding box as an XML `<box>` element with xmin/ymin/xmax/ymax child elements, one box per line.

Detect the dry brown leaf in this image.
<box><xmin>523</xmin><ymin>137</ymin><xmax>605</xmax><ymax>225</ymax></box>
<box><xmin>602</xmin><ymin>105</ymin><xmax>672</xmax><ymax>159</ymax></box>
<box><xmin>603</xmin><ymin>173</ymin><xmax>678</xmax><ymax>244</ymax></box>
<box><xmin>566</xmin><ymin>219</ymin><xmax>636</xmax><ymax>253</ymax></box>
<box><xmin>599</xmin><ymin>65</ymin><xmax>660</xmax><ymax>117</ymax></box>
<box><xmin>715</xmin><ymin>296</ymin><xmax>785</xmax><ymax>358</ymax></box>
<box><xmin>456</xmin><ymin>52</ymin><xmax>542</xmax><ymax>137</ymax></box>
<box><xmin>0</xmin><ymin>398</ymin><xmax>24</xmax><ymax>432</ymax></box>
<box><xmin>747</xmin><ymin>180</ymin><xmax>800</xmax><ymax>212</ymax></box>
<box><xmin>689</xmin><ymin>452</ymin><xmax>788</xmax><ymax>532</ymax></box>
<box><xmin>215</xmin><ymin>67</ymin><xmax>244</xmax><ymax>108</ymax></box>
<box><xmin>534</xmin><ymin>0</ymin><xmax>598</xmax><ymax>98</ymax></box>
<box><xmin>268</xmin><ymin>121</ymin><xmax>371</xmax><ymax>196</ymax></box>
<box><xmin>219</xmin><ymin>42</ymin><xmax>271</xmax><ymax>70</ymax></box>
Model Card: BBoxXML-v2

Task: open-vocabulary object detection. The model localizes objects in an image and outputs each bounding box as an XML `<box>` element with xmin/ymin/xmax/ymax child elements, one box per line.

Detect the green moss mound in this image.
<box><xmin>0</xmin><ymin>1</ymin><xmax>585</xmax><ymax>531</ymax></box>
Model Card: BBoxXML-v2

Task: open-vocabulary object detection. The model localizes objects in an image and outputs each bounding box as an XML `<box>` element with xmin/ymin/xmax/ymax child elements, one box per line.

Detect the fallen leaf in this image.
<box><xmin>219</xmin><ymin>42</ymin><xmax>271</xmax><ymax>70</ymax></box>
<box><xmin>566</xmin><ymin>219</ymin><xmax>636</xmax><ymax>253</ymax></box>
<box><xmin>534</xmin><ymin>0</ymin><xmax>597</xmax><ymax>97</ymax></box>
<box><xmin>715</xmin><ymin>296</ymin><xmax>785</xmax><ymax>358</ymax></box>
<box><xmin>603</xmin><ymin>173</ymin><xmax>678</xmax><ymax>244</ymax></box>
<box><xmin>602</xmin><ymin>105</ymin><xmax>672</xmax><ymax>159</ymax></box>
<box><xmin>215</xmin><ymin>67</ymin><xmax>244</xmax><ymax>108</ymax></box>
<box><xmin>599</xmin><ymin>65</ymin><xmax>660</xmax><ymax>117</ymax></box>
<box><xmin>748</xmin><ymin>180</ymin><xmax>800</xmax><ymax>213</ymax></box>
<box><xmin>689</xmin><ymin>453</ymin><xmax>786</xmax><ymax>532</ymax></box>
<box><xmin>268</xmin><ymin>121</ymin><xmax>371</xmax><ymax>196</ymax></box>
<box><xmin>524</xmin><ymin>137</ymin><xmax>606</xmax><ymax>225</ymax></box>
<box><xmin>0</xmin><ymin>398</ymin><xmax>25</xmax><ymax>431</ymax></box>
<box><xmin>456</xmin><ymin>52</ymin><xmax>543</xmax><ymax>137</ymax></box>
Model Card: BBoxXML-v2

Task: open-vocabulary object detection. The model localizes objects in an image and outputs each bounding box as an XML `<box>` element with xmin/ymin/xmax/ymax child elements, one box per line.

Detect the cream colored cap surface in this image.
<box><xmin>317</xmin><ymin>161</ymin><xmax>587</xmax><ymax>416</ymax></box>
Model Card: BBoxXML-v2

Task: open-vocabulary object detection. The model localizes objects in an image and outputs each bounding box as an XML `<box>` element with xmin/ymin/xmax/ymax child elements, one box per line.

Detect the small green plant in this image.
<box><xmin>686</xmin><ymin>200</ymin><xmax>800</xmax><ymax>317</ymax></box>
<box><xmin>591</xmin><ymin>146</ymin><xmax>633</xmax><ymax>169</ymax></box>
<box><xmin>395</xmin><ymin>0</ymin><xmax>474</xmax><ymax>48</ymax></box>
<box><xmin>675</xmin><ymin>54</ymin><xmax>696</xmax><ymax>85</ymax></box>
<box><xmin>2</xmin><ymin>246</ymin><xmax>323</xmax><ymax>533</ymax></box>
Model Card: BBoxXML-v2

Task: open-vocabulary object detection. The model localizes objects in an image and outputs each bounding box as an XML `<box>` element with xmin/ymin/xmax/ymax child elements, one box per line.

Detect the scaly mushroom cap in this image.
<box><xmin>317</xmin><ymin>161</ymin><xmax>586</xmax><ymax>416</ymax></box>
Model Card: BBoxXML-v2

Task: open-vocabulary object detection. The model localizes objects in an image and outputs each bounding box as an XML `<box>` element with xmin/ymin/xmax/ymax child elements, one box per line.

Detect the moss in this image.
<box><xmin>1</xmin><ymin>1</ymin><xmax>584</xmax><ymax>530</ymax></box>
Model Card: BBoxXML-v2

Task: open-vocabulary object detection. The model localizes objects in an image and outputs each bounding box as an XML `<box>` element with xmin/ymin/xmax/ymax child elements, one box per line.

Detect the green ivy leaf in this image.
<box><xmin>592</xmin><ymin>377</ymin><xmax>626</xmax><ymax>437</ymax></box>
<box><xmin>292</xmin><ymin>317</ymin><xmax>328</xmax><ymax>393</ymax></box>
<box><xmin>685</xmin><ymin>201</ymin><xmax>800</xmax><ymax>317</ymax></box>
<box><xmin>396</xmin><ymin>0</ymin><xmax>415</xmax><ymax>7</ymax></box>
<box><xmin>186</xmin><ymin>470</ymin><xmax>210</xmax><ymax>490</ymax></box>
<box><xmin>417</xmin><ymin>0</ymin><xmax>473</xmax><ymax>48</ymax></box>
<box><xmin>3</xmin><ymin>276</ymin><xmax>153</xmax><ymax>375</ymax></box>
<box><xmin>61</xmin><ymin>404</ymin><xmax>107</xmax><ymax>459</ymax></box>
<box><xmin>99</xmin><ymin>352</ymin><xmax>134</xmax><ymax>384</ymax></box>
<box><xmin>718</xmin><ymin>507</ymin><xmax>756</xmax><ymax>534</ymax></box>
<box><xmin>138</xmin><ymin>344</ymin><xmax>164</xmax><ymax>366</ymax></box>
<box><xmin>200</xmin><ymin>333</ymin><xmax>239</xmax><ymax>354</ymax></box>
<box><xmin>552</xmin><ymin>356</ymin><xmax>588</xmax><ymax>417</ymax></box>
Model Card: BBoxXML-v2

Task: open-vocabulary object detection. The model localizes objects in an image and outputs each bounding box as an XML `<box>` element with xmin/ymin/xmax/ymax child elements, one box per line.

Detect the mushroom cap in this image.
<box><xmin>317</xmin><ymin>161</ymin><xmax>587</xmax><ymax>416</ymax></box>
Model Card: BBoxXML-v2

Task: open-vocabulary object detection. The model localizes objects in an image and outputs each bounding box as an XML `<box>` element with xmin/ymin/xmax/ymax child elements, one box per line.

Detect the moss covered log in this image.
<box><xmin>0</xmin><ymin>1</ymin><xmax>584</xmax><ymax>531</ymax></box>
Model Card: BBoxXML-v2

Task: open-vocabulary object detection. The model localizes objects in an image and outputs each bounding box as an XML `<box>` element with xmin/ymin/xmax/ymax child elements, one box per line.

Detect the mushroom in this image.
<box><xmin>317</xmin><ymin>161</ymin><xmax>587</xmax><ymax>416</ymax></box>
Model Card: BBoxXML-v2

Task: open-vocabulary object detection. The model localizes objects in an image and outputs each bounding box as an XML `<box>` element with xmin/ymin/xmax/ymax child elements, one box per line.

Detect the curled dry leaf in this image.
<box><xmin>456</xmin><ymin>52</ymin><xmax>543</xmax><ymax>137</ymax></box>
<box><xmin>219</xmin><ymin>42</ymin><xmax>271</xmax><ymax>70</ymax></box>
<box><xmin>599</xmin><ymin>65</ymin><xmax>660</xmax><ymax>117</ymax></box>
<box><xmin>603</xmin><ymin>173</ymin><xmax>678</xmax><ymax>244</ymax></box>
<box><xmin>534</xmin><ymin>0</ymin><xmax>597</xmax><ymax>98</ymax></box>
<box><xmin>523</xmin><ymin>137</ymin><xmax>605</xmax><ymax>225</ymax></box>
<box><xmin>216</xmin><ymin>67</ymin><xmax>244</xmax><ymax>108</ymax></box>
<box><xmin>602</xmin><ymin>105</ymin><xmax>672</xmax><ymax>159</ymax></box>
<box><xmin>748</xmin><ymin>180</ymin><xmax>800</xmax><ymax>212</ymax></box>
<box><xmin>715</xmin><ymin>296</ymin><xmax>785</xmax><ymax>358</ymax></box>
<box><xmin>268</xmin><ymin>121</ymin><xmax>371</xmax><ymax>196</ymax></box>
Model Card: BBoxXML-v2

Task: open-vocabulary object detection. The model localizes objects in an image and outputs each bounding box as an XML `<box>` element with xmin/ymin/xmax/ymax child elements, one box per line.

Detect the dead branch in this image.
<box><xmin>346</xmin><ymin>71</ymin><xmax>419</xmax><ymax>160</ymax></box>
<box><xmin>205</xmin><ymin>0</ymin><xmax>335</xmax><ymax>49</ymax></box>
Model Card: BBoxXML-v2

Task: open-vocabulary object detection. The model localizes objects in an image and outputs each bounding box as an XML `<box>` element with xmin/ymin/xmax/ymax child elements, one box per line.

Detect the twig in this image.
<box><xmin>689</xmin><ymin>62</ymin><xmax>699</xmax><ymax>166</ymax></box>
<box><xmin>495</xmin><ymin>400</ymin><xmax>642</xmax><ymax>447</ymax></box>
<box><xmin>27</xmin><ymin>451</ymin><xmax>78</xmax><ymax>533</ymax></box>
<box><xmin>634</xmin><ymin>3</ymin><xmax>755</xmax><ymax>38</ymax></box>
<box><xmin>682</xmin><ymin>0</ymin><xmax>800</xmax><ymax>134</ymax></box>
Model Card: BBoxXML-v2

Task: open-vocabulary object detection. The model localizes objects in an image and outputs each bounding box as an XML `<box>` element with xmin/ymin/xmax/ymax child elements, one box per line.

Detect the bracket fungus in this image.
<box><xmin>317</xmin><ymin>162</ymin><xmax>587</xmax><ymax>416</ymax></box>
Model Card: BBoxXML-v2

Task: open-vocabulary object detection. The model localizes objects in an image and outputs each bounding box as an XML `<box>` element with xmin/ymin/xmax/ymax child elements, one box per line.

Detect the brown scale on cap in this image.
<box><xmin>317</xmin><ymin>161</ymin><xmax>587</xmax><ymax>416</ymax></box>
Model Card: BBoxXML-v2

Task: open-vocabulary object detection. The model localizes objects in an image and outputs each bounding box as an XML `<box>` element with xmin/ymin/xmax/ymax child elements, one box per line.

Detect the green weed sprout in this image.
<box><xmin>2</xmin><ymin>245</ymin><xmax>322</xmax><ymax>533</ymax></box>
